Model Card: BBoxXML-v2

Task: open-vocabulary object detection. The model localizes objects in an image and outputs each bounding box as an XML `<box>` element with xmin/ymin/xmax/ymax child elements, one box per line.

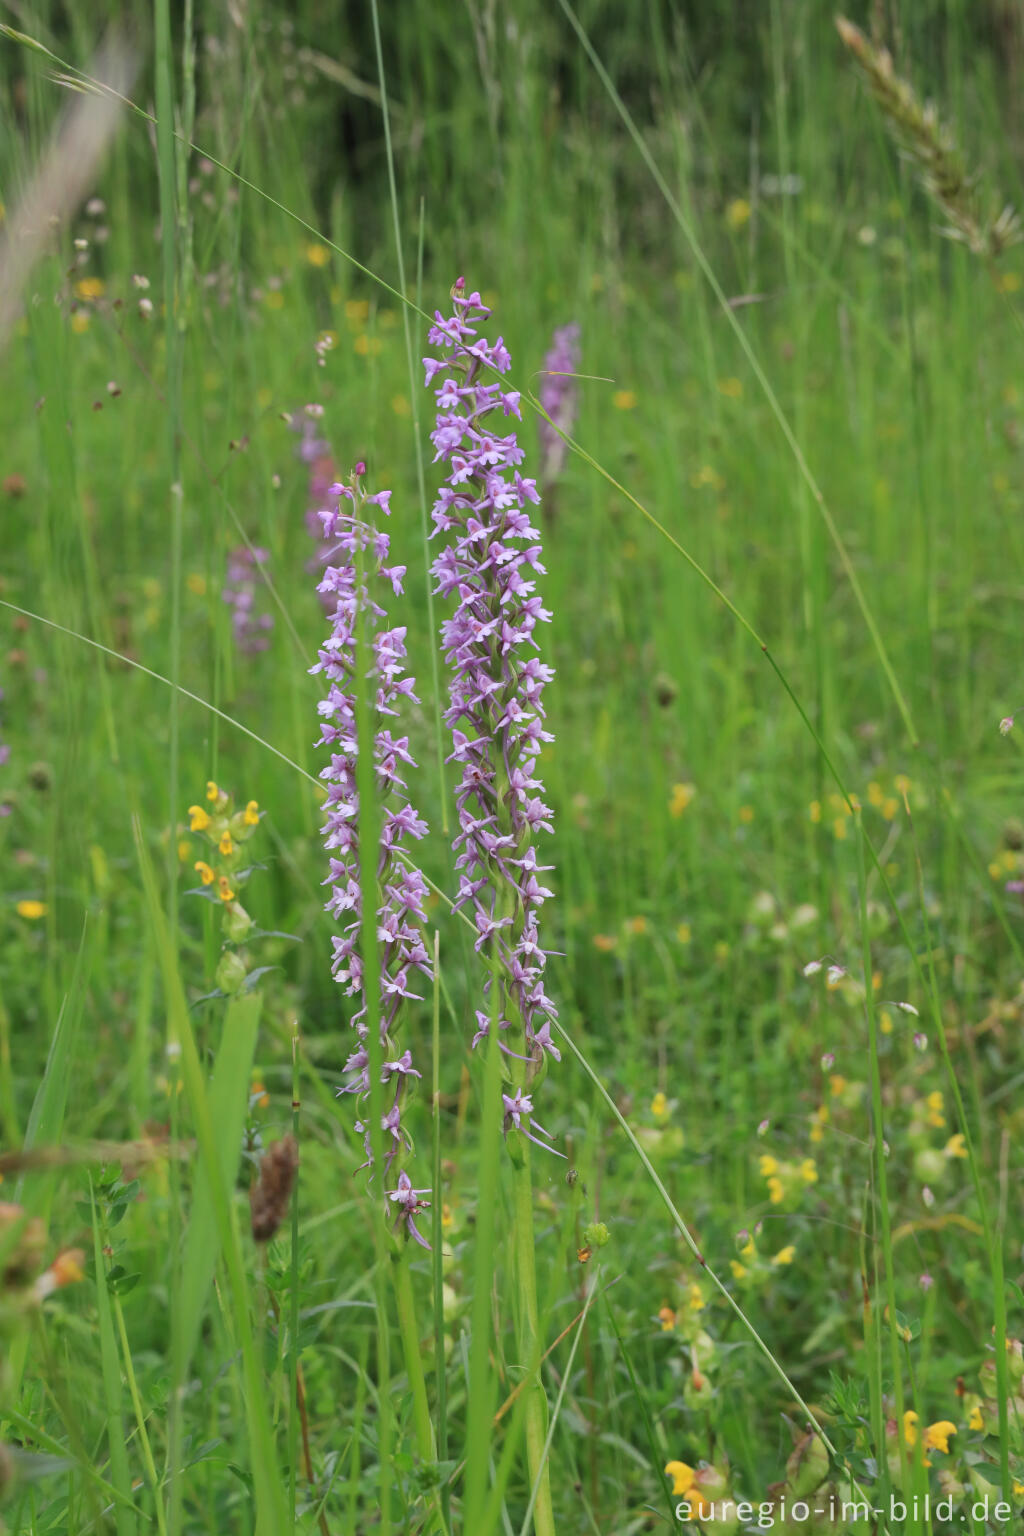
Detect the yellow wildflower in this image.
<box><xmin>219</xmin><ymin>832</ymin><xmax>233</xmax><ymax>857</ymax></box>
<box><xmin>739</xmin><ymin>1238</ymin><xmax>756</xmax><ymax>1260</ymax></box>
<box><xmin>206</xmin><ymin>781</ymin><xmax>219</xmax><ymax>801</ymax></box>
<box><xmin>676</xmin><ymin>922</ymin><xmax>692</xmax><ymax>944</ymax></box>
<box><xmin>626</xmin><ymin>915</ymin><xmax>647</xmax><ymax>936</ymax></box>
<box><xmin>16</xmin><ymin>900</ymin><xmax>46</xmax><ymax>920</ymax></box>
<box><xmin>244</xmin><ymin>800</ymin><xmax>260</xmax><ymax>825</ymax></box>
<box><xmin>713</xmin><ymin>940</ymin><xmax>730</xmax><ymax>962</ymax></box>
<box><xmin>651</xmin><ymin>1092</ymin><xmax>668</xmax><ymax>1120</ymax></box>
<box><xmin>344</xmin><ymin>298</ymin><xmax>369</xmax><ymax>323</ymax></box>
<box><xmin>833</xmin><ymin>816</ymin><xmax>847</xmax><ymax>841</ymax></box>
<box><xmin>194</xmin><ymin>861</ymin><xmax>215</xmax><ymax>886</ymax></box>
<box><xmin>829</xmin><ymin>1075</ymin><xmax>847</xmax><ymax>1097</ymax></box>
<box><xmin>665</xmin><ymin>1462</ymin><xmax>695</xmax><ymax>1497</ymax></box>
<box><xmin>944</xmin><ymin>1133</ymin><xmax>967</xmax><ymax>1159</ymax></box>
<box><xmin>354</xmin><ymin>333</ymin><xmax>382</xmax><ymax>357</ymax></box>
<box><xmin>612</xmin><ymin>390</ymin><xmax>636</xmax><ymax>411</ymax></box>
<box><xmin>188</xmin><ymin>805</ymin><xmax>210</xmax><ymax>832</ymax></box>
<box><xmin>177</xmin><ymin>839</ymin><xmax>191</xmax><ymax>862</ymax></box>
<box><xmin>867</xmin><ymin>781</ymin><xmax>884</xmax><ymax>807</ymax></box>
<box><xmin>772</xmin><ymin>1246</ymin><xmax>796</xmax><ymax>1266</ymax></box>
<box><xmin>730</xmin><ymin>1260</ymin><xmax>747</xmax><ymax>1279</ymax></box>
<box><xmin>880</xmin><ymin>1008</ymin><xmax>893</xmax><ymax>1035</ymax></box>
<box><xmin>305</xmin><ymin>242</ymin><xmax>331</xmax><ymax>267</ymax></box>
<box><xmin>70</xmin><ymin>311</ymin><xmax>90</xmax><ymax>334</ymax></box>
<box><xmin>217</xmin><ymin>876</ymin><xmax>234</xmax><ymax>904</ymax></box>
<box><xmin>592</xmin><ymin>933</ymin><xmax>616</xmax><ymax>952</ymax></box>
<box><xmin>657</xmin><ymin>1305</ymin><xmax>676</xmax><ymax>1331</ymax></box>
<box><xmin>669</xmin><ymin>781</ymin><xmax>696</xmax><ymax>818</ymax></box>
<box><xmin>251</xmin><ymin>1079</ymin><xmax>270</xmax><ymax>1109</ymax></box>
<box><xmin>758</xmin><ymin>1154</ymin><xmax>778</xmax><ymax>1178</ymax></box>
<box><xmin>74</xmin><ymin>277</ymin><xmax>105</xmax><ymax>301</ymax></box>
<box><xmin>391</xmin><ymin>394</ymin><xmax>411</xmax><ymax>418</ymax></box>
<box><xmin>924</xmin><ymin>1421</ymin><xmax>956</xmax><ymax>1454</ymax></box>
<box><xmin>738</xmin><ymin>804</ymin><xmax>754</xmax><ymax>823</ymax></box>
<box><xmin>687</xmin><ymin>1283</ymin><xmax>704</xmax><ymax>1312</ymax></box>
<box><xmin>186</xmin><ymin>573</ymin><xmax>206</xmax><ymax>595</ymax></box>
<box><xmin>809</xmin><ymin>799</ymin><xmax>821</xmax><ymax>823</ymax></box>
<box><xmin>894</xmin><ymin>773</ymin><xmax>911</xmax><ymax>795</ymax></box>
<box><xmin>767</xmin><ymin>1176</ymin><xmax>784</xmax><ymax>1205</ymax></box>
<box><xmin>718</xmin><ymin>376</ymin><xmax>743</xmax><ymax>399</ymax></box>
<box><xmin>264</xmin><ymin>290</ymin><xmax>285</xmax><ymax>310</ymax></box>
<box><xmin>969</xmin><ymin>1404</ymin><xmax>984</xmax><ymax>1431</ymax></box>
<box><xmin>725</xmin><ymin>197</ymin><xmax>751</xmax><ymax>231</ymax></box>
<box><xmin>800</xmin><ymin>1158</ymin><xmax>818</xmax><ymax>1184</ymax></box>
<box><xmin>903</xmin><ymin>1411</ymin><xmax>919</xmax><ymax>1446</ymax></box>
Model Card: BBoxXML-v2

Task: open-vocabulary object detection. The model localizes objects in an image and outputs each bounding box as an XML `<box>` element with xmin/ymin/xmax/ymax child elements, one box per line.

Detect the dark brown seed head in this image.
<box><xmin>250</xmin><ymin>1134</ymin><xmax>299</xmax><ymax>1242</ymax></box>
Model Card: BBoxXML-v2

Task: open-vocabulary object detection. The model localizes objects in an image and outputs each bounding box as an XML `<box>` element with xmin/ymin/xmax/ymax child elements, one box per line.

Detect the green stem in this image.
<box><xmin>509</xmin><ymin>1137</ymin><xmax>556</xmax><ymax>1536</ymax></box>
<box><xmin>391</xmin><ymin>1245</ymin><xmax>436</xmax><ymax>1465</ymax></box>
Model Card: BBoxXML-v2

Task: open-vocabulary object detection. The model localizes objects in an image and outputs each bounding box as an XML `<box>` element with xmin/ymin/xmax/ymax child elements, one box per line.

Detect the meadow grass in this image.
<box><xmin>1</xmin><ymin>3</ymin><xmax>1023</xmax><ymax>1533</ymax></box>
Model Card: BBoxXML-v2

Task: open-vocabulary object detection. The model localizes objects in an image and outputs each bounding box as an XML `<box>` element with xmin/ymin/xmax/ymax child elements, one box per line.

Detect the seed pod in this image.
<box><xmin>250</xmin><ymin>1134</ymin><xmax>299</xmax><ymax>1242</ymax></box>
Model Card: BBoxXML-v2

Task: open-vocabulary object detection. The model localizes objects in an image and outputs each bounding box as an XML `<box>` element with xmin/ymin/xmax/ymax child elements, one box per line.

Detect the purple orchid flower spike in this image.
<box><xmin>424</xmin><ymin>277</ymin><xmax>563</xmax><ymax>1156</ymax></box>
<box><xmin>222</xmin><ymin>545</ymin><xmax>274</xmax><ymax>653</ymax></box>
<box><xmin>310</xmin><ymin>463</ymin><xmax>433</xmax><ymax>1228</ymax></box>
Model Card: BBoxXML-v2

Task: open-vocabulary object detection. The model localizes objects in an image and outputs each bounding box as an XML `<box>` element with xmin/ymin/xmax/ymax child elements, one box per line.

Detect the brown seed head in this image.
<box><xmin>250</xmin><ymin>1134</ymin><xmax>299</xmax><ymax>1242</ymax></box>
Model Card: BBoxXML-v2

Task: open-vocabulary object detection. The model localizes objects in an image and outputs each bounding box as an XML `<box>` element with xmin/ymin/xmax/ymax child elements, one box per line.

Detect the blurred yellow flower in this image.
<box><xmin>867</xmin><ymin>780</ymin><xmax>884</xmax><ymax>807</ymax></box>
<box><xmin>725</xmin><ymin>197</ymin><xmax>751</xmax><ymax>230</ymax></box>
<box><xmin>244</xmin><ymin>800</ymin><xmax>260</xmax><ymax>825</ymax></box>
<box><xmin>969</xmin><ymin>1404</ymin><xmax>984</xmax><ymax>1430</ymax></box>
<box><xmin>651</xmin><ymin>1092</ymin><xmax>668</xmax><ymax>1119</ymax></box>
<box><xmin>75</xmin><ymin>277</ymin><xmax>105</xmax><ymax>301</ymax></box>
<box><xmin>71</xmin><ymin>312</ymin><xmax>90</xmax><ymax>334</ymax></box>
<box><xmin>16</xmin><ymin>900</ymin><xmax>46</xmax><ymax>920</ymax></box>
<box><xmin>264</xmin><ymin>290</ymin><xmax>285</xmax><ymax>310</ymax></box>
<box><xmin>997</xmin><ymin>271</ymin><xmax>1021</xmax><ymax>293</ymax></box>
<box><xmin>345</xmin><ymin>299</ymin><xmax>370</xmax><ymax>323</ymax></box>
<box><xmin>186</xmin><ymin>573</ymin><xmax>207</xmax><ymax>596</ymax></box>
<box><xmin>206</xmin><ymin>781</ymin><xmax>220</xmax><ymax>802</ymax></box>
<box><xmin>658</xmin><ymin>1305</ymin><xmax>676</xmax><ymax>1330</ymax></box>
<box><xmin>924</xmin><ymin>1421</ymin><xmax>956</xmax><ymax>1454</ymax></box>
<box><xmin>833</xmin><ymin>817</ymin><xmax>847</xmax><ymax>840</ymax></box>
<box><xmin>676</xmin><ymin>922</ymin><xmax>692</xmax><ymax>944</ymax></box>
<box><xmin>718</xmin><ymin>376</ymin><xmax>743</xmax><ymax>399</ymax></box>
<box><xmin>219</xmin><ymin>832</ymin><xmax>233</xmax><ymax>857</ymax></box>
<box><xmin>767</xmin><ymin>1176</ymin><xmax>784</xmax><ymax>1204</ymax></box>
<box><xmin>592</xmin><ymin>933</ymin><xmax>616</xmax><ymax>952</ymax></box>
<box><xmin>809</xmin><ymin>799</ymin><xmax>821</xmax><ymax>823</ymax></box>
<box><xmin>665</xmin><ymin>1461</ymin><xmax>695</xmax><ymax>1497</ymax></box>
<box><xmin>354</xmin><ymin>333</ymin><xmax>382</xmax><ymax>357</ymax></box>
<box><xmin>829</xmin><ymin>1075</ymin><xmax>847</xmax><ymax>1097</ymax></box>
<box><xmin>730</xmin><ymin>1260</ymin><xmax>747</xmax><ymax>1279</ymax></box>
<box><xmin>188</xmin><ymin>805</ymin><xmax>211</xmax><ymax>832</ymax></box>
<box><xmin>772</xmin><ymin>1246</ymin><xmax>795</xmax><ymax>1265</ymax></box>
<box><xmin>687</xmin><ymin>1283</ymin><xmax>704</xmax><ymax>1312</ymax></box>
<box><xmin>391</xmin><ymin>394</ymin><xmax>411</xmax><ymax>418</ymax></box>
<box><xmin>194</xmin><ymin>861</ymin><xmax>215</xmax><ymax>886</ymax></box>
<box><xmin>217</xmin><ymin>876</ymin><xmax>235</xmax><ymax>904</ymax></box>
<box><xmin>944</xmin><ymin>1133</ymin><xmax>967</xmax><ymax>1159</ymax></box>
<box><xmin>758</xmin><ymin>1154</ymin><xmax>778</xmax><ymax>1177</ymax></box>
<box><xmin>739</xmin><ymin>804</ymin><xmax>754</xmax><ymax>824</ymax></box>
<box><xmin>714</xmin><ymin>940</ymin><xmax>730</xmax><ymax>962</ymax></box>
<box><xmin>305</xmin><ymin>243</ymin><xmax>331</xmax><ymax>267</ymax></box>
<box><xmin>669</xmin><ymin>781</ymin><xmax>696</xmax><ymax>818</ymax></box>
<box><xmin>612</xmin><ymin>390</ymin><xmax>636</xmax><ymax>411</ymax></box>
<box><xmin>799</xmin><ymin>1158</ymin><xmax>818</xmax><ymax>1184</ymax></box>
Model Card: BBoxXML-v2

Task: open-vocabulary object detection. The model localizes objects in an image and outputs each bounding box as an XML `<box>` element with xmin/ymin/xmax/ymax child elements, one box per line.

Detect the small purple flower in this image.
<box><xmin>222</xmin><ymin>546</ymin><xmax>274</xmax><ymax>653</ymax></box>
<box><xmin>388</xmin><ymin>1169</ymin><xmax>432</xmax><ymax>1249</ymax></box>
<box><xmin>537</xmin><ymin>322</ymin><xmax>581</xmax><ymax>485</ymax></box>
<box><xmin>311</xmin><ymin>465</ymin><xmax>433</xmax><ymax>1206</ymax></box>
<box><xmin>424</xmin><ymin>277</ymin><xmax>562</xmax><ymax>1151</ymax></box>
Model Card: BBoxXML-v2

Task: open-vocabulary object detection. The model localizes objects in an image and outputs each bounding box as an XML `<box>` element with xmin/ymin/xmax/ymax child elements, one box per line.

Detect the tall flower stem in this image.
<box><xmin>391</xmin><ymin>1246</ymin><xmax>435</xmax><ymax>1465</ymax></box>
<box><xmin>509</xmin><ymin>1137</ymin><xmax>555</xmax><ymax>1536</ymax></box>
